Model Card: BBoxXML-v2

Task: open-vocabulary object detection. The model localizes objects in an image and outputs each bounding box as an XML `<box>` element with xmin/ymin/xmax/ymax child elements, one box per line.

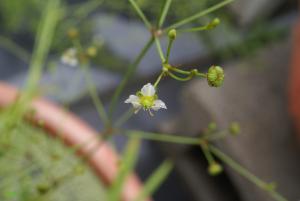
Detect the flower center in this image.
<box><xmin>140</xmin><ymin>96</ymin><xmax>155</xmax><ymax>109</ymax></box>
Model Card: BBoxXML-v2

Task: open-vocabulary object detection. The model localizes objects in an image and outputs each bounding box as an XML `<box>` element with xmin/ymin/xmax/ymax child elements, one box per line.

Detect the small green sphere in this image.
<box><xmin>207</xmin><ymin>18</ymin><xmax>221</xmax><ymax>30</ymax></box>
<box><xmin>208</xmin><ymin>162</ymin><xmax>223</xmax><ymax>176</ymax></box>
<box><xmin>207</xmin><ymin>122</ymin><xmax>217</xmax><ymax>131</ymax></box>
<box><xmin>36</xmin><ymin>183</ymin><xmax>51</xmax><ymax>194</ymax></box>
<box><xmin>207</xmin><ymin>66</ymin><xmax>224</xmax><ymax>87</ymax></box>
<box><xmin>229</xmin><ymin>122</ymin><xmax>240</xmax><ymax>135</ymax></box>
<box><xmin>168</xmin><ymin>29</ymin><xmax>177</xmax><ymax>40</ymax></box>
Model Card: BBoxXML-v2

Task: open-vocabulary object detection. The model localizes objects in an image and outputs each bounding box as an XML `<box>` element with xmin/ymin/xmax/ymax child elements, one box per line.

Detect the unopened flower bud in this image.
<box><xmin>86</xmin><ymin>46</ymin><xmax>98</xmax><ymax>58</ymax></box>
<box><xmin>207</xmin><ymin>66</ymin><xmax>224</xmax><ymax>87</ymax></box>
<box><xmin>229</xmin><ymin>122</ymin><xmax>240</xmax><ymax>136</ymax></box>
<box><xmin>208</xmin><ymin>122</ymin><xmax>217</xmax><ymax>131</ymax></box>
<box><xmin>67</xmin><ymin>28</ymin><xmax>79</xmax><ymax>39</ymax></box>
<box><xmin>168</xmin><ymin>29</ymin><xmax>177</xmax><ymax>40</ymax></box>
<box><xmin>36</xmin><ymin>183</ymin><xmax>51</xmax><ymax>194</ymax></box>
<box><xmin>206</xmin><ymin>18</ymin><xmax>220</xmax><ymax>30</ymax></box>
<box><xmin>208</xmin><ymin>162</ymin><xmax>223</xmax><ymax>176</ymax></box>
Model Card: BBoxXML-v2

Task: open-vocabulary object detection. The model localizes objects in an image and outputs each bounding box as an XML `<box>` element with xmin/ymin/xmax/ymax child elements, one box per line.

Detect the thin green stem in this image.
<box><xmin>70</xmin><ymin>0</ymin><xmax>104</xmax><ymax>19</ymax></box>
<box><xmin>200</xmin><ymin>143</ymin><xmax>215</xmax><ymax>165</ymax></box>
<box><xmin>209</xmin><ymin>145</ymin><xmax>288</xmax><ymax>201</ymax></box>
<box><xmin>108</xmin><ymin>37</ymin><xmax>154</xmax><ymax>120</ymax></box>
<box><xmin>22</xmin><ymin>0</ymin><xmax>61</xmax><ymax>103</ymax></box>
<box><xmin>125</xmin><ymin>130</ymin><xmax>200</xmax><ymax>145</ymax></box>
<box><xmin>128</xmin><ymin>0</ymin><xmax>152</xmax><ymax>29</ymax></box>
<box><xmin>82</xmin><ymin>65</ymin><xmax>109</xmax><ymax>126</ymax></box>
<box><xmin>169</xmin><ymin>67</ymin><xmax>190</xmax><ymax>75</ymax></box>
<box><xmin>1</xmin><ymin>0</ymin><xmax>61</xmax><ymax>134</ymax></box>
<box><xmin>114</xmin><ymin>108</ymin><xmax>135</xmax><ymax>128</ymax></box>
<box><xmin>165</xmin><ymin>38</ymin><xmax>174</xmax><ymax>63</ymax></box>
<box><xmin>155</xmin><ymin>37</ymin><xmax>166</xmax><ymax>62</ymax></box>
<box><xmin>108</xmin><ymin>137</ymin><xmax>141</xmax><ymax>201</ymax></box>
<box><xmin>134</xmin><ymin>159</ymin><xmax>173</xmax><ymax>201</ymax></box>
<box><xmin>169</xmin><ymin>67</ymin><xmax>207</xmax><ymax>78</ymax></box>
<box><xmin>165</xmin><ymin>0</ymin><xmax>233</xmax><ymax>30</ymax></box>
<box><xmin>202</xmin><ymin>130</ymin><xmax>228</xmax><ymax>141</ymax></box>
<box><xmin>168</xmin><ymin>71</ymin><xmax>193</xmax><ymax>81</ymax></box>
<box><xmin>0</xmin><ymin>35</ymin><xmax>30</xmax><ymax>63</ymax></box>
<box><xmin>154</xmin><ymin>72</ymin><xmax>165</xmax><ymax>88</ymax></box>
<box><xmin>157</xmin><ymin>0</ymin><xmax>172</xmax><ymax>28</ymax></box>
<box><xmin>179</xmin><ymin>26</ymin><xmax>207</xmax><ymax>33</ymax></box>
<box><xmin>196</xmin><ymin>72</ymin><xmax>207</xmax><ymax>78</ymax></box>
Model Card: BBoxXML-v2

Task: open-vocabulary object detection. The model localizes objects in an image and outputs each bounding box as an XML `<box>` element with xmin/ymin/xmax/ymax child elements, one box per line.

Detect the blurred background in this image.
<box><xmin>0</xmin><ymin>0</ymin><xmax>299</xmax><ymax>200</ymax></box>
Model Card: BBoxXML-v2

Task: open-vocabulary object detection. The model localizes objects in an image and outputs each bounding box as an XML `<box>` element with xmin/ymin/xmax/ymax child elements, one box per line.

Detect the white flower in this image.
<box><xmin>125</xmin><ymin>83</ymin><xmax>167</xmax><ymax>115</ymax></box>
<box><xmin>61</xmin><ymin>48</ymin><xmax>78</xmax><ymax>67</ymax></box>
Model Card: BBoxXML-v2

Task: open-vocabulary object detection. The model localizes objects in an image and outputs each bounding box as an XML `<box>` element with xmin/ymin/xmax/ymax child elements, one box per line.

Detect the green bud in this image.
<box><xmin>207</xmin><ymin>66</ymin><xmax>224</xmax><ymax>87</ymax></box>
<box><xmin>208</xmin><ymin>122</ymin><xmax>217</xmax><ymax>131</ymax></box>
<box><xmin>86</xmin><ymin>46</ymin><xmax>98</xmax><ymax>58</ymax></box>
<box><xmin>168</xmin><ymin>29</ymin><xmax>177</xmax><ymax>40</ymax></box>
<box><xmin>190</xmin><ymin>69</ymin><xmax>198</xmax><ymax>76</ymax></box>
<box><xmin>206</xmin><ymin>18</ymin><xmax>220</xmax><ymax>30</ymax></box>
<box><xmin>229</xmin><ymin>122</ymin><xmax>240</xmax><ymax>135</ymax></box>
<box><xmin>208</xmin><ymin>162</ymin><xmax>223</xmax><ymax>176</ymax></box>
<box><xmin>36</xmin><ymin>183</ymin><xmax>51</xmax><ymax>194</ymax></box>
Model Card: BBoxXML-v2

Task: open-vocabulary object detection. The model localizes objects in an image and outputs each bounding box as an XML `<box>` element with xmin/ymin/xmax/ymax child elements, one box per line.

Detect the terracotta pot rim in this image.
<box><xmin>289</xmin><ymin>20</ymin><xmax>300</xmax><ymax>143</ymax></box>
<box><xmin>0</xmin><ymin>82</ymin><xmax>149</xmax><ymax>201</ymax></box>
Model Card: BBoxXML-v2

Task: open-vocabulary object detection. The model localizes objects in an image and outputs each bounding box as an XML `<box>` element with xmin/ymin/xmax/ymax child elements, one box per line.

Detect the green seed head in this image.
<box><xmin>208</xmin><ymin>122</ymin><xmax>217</xmax><ymax>131</ymax></box>
<box><xmin>229</xmin><ymin>122</ymin><xmax>240</xmax><ymax>136</ymax></box>
<box><xmin>168</xmin><ymin>29</ymin><xmax>177</xmax><ymax>40</ymax></box>
<box><xmin>208</xmin><ymin>162</ymin><xmax>223</xmax><ymax>176</ymax></box>
<box><xmin>86</xmin><ymin>46</ymin><xmax>98</xmax><ymax>58</ymax></box>
<box><xmin>207</xmin><ymin>66</ymin><xmax>224</xmax><ymax>87</ymax></box>
<box><xmin>36</xmin><ymin>183</ymin><xmax>51</xmax><ymax>194</ymax></box>
<box><xmin>206</xmin><ymin>18</ymin><xmax>221</xmax><ymax>30</ymax></box>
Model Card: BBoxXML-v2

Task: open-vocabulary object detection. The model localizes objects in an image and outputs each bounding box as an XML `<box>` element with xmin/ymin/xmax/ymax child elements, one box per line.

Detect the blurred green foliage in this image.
<box><xmin>0</xmin><ymin>0</ymin><xmax>288</xmax><ymax>71</ymax></box>
<box><xmin>0</xmin><ymin>0</ymin><xmax>46</xmax><ymax>35</ymax></box>
<box><xmin>0</xmin><ymin>119</ymin><xmax>107</xmax><ymax>201</ymax></box>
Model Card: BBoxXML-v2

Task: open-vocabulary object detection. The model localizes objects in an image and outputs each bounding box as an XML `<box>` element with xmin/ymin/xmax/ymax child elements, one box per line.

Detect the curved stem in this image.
<box><xmin>168</xmin><ymin>71</ymin><xmax>193</xmax><ymax>81</ymax></box>
<box><xmin>169</xmin><ymin>67</ymin><xmax>207</xmax><ymax>78</ymax></box>
<box><xmin>164</xmin><ymin>0</ymin><xmax>233</xmax><ymax>31</ymax></box>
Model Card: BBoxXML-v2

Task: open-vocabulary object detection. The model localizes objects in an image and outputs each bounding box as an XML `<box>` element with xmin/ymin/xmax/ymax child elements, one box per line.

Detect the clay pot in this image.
<box><xmin>289</xmin><ymin>19</ymin><xmax>300</xmax><ymax>143</ymax></box>
<box><xmin>0</xmin><ymin>82</ymin><xmax>149</xmax><ymax>201</ymax></box>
